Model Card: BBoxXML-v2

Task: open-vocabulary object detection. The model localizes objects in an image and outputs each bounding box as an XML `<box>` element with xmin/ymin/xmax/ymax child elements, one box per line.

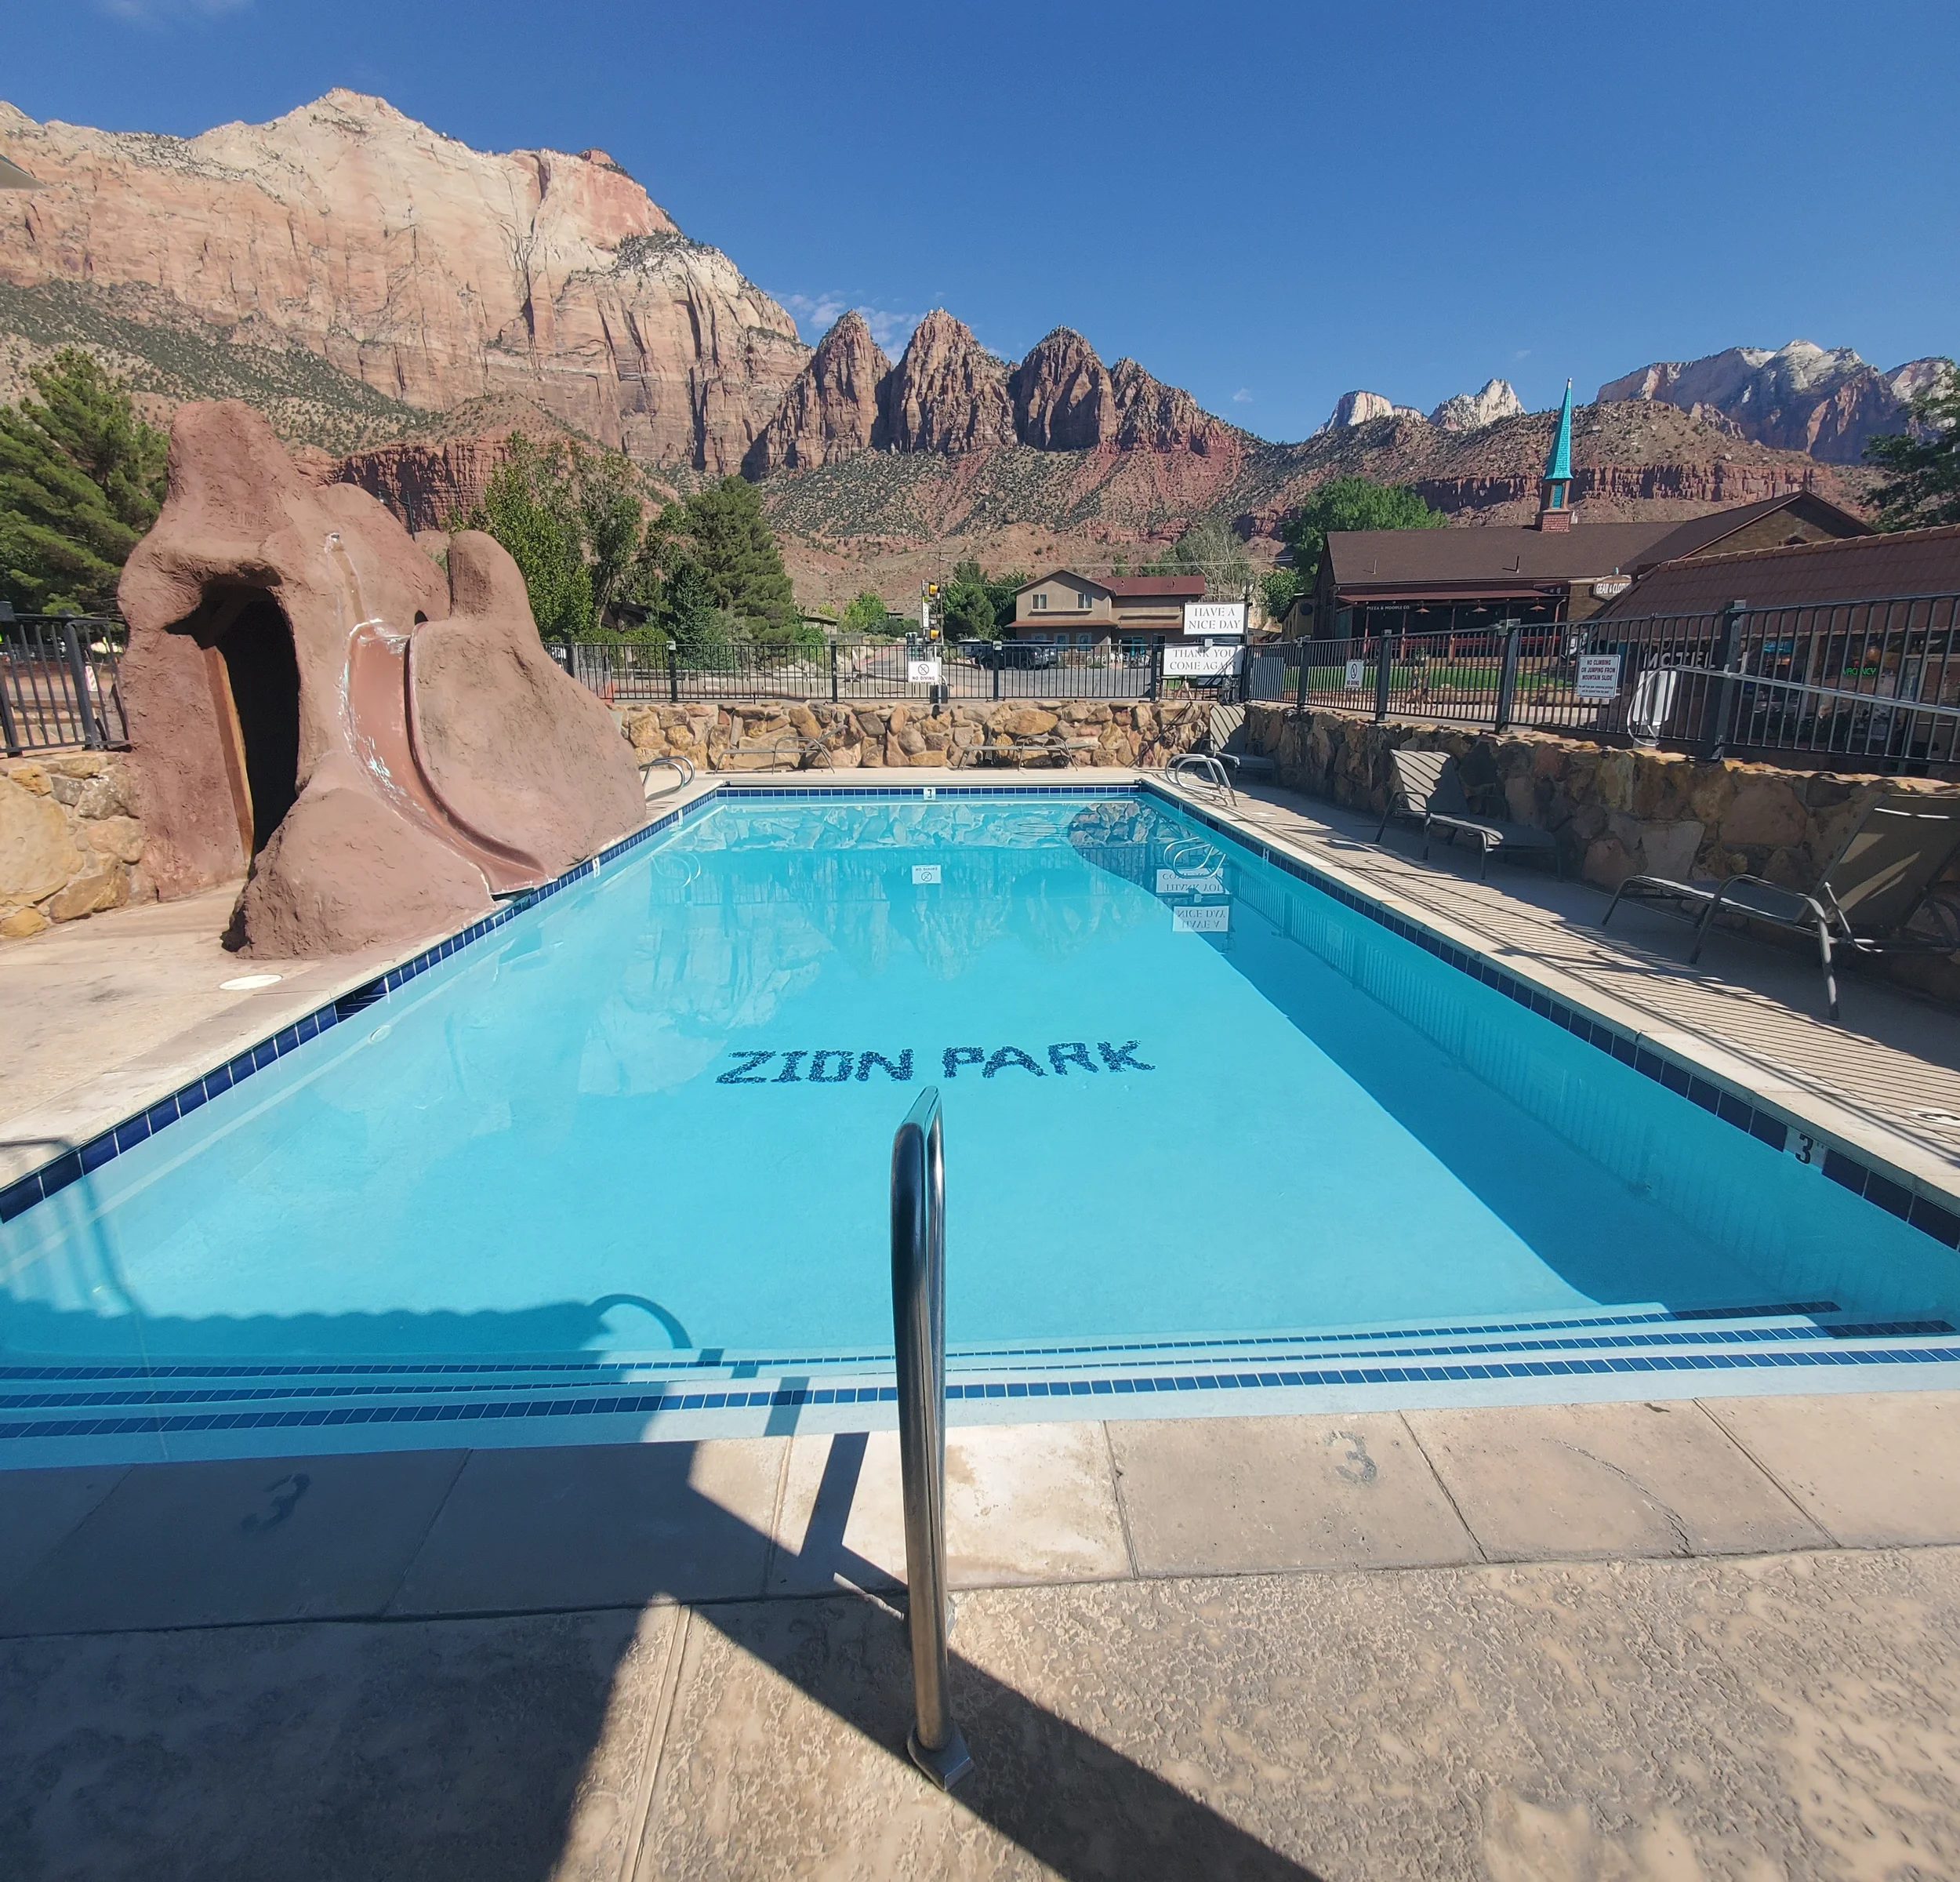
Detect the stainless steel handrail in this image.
<box><xmin>890</xmin><ymin>1086</ymin><xmax>972</xmax><ymax>1789</ymax></box>
<box><xmin>1166</xmin><ymin>751</ymin><xmax>1237</xmax><ymax>806</ymax></box>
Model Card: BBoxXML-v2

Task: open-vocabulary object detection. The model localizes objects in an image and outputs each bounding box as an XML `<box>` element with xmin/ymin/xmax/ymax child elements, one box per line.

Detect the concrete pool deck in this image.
<box><xmin>5</xmin><ymin>1401</ymin><xmax>1960</xmax><ymax>1877</ymax></box>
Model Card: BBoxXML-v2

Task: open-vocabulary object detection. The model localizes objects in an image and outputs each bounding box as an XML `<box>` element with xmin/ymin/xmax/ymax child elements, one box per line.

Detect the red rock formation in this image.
<box><xmin>329</xmin><ymin>436</ymin><xmax>517</xmax><ymax>536</ymax></box>
<box><xmin>1010</xmin><ymin>329</ymin><xmax>1119</xmax><ymax>450</ymax></box>
<box><xmin>1109</xmin><ymin>358</ymin><xmax>1236</xmax><ymax>455</ymax></box>
<box><xmin>742</xmin><ymin>311</ymin><xmax>892</xmax><ymax>477</ymax></box>
<box><xmin>118</xmin><ymin>401</ymin><xmax>644</xmax><ymax>955</ymax></box>
<box><xmin>880</xmin><ymin>311</ymin><xmax>1016</xmax><ymax>455</ymax></box>
<box><xmin>0</xmin><ymin>91</ymin><xmax>807</xmax><ymax>472</ymax></box>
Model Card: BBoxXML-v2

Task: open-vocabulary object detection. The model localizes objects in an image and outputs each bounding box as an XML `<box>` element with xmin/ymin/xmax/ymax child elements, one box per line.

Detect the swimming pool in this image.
<box><xmin>4</xmin><ymin>783</ymin><xmax>1958</xmax><ymax>1463</ymax></box>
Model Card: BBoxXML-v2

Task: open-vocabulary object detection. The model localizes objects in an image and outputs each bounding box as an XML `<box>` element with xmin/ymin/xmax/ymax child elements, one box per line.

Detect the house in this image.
<box><xmin>1004</xmin><ymin>572</ymin><xmax>1242</xmax><ymax>649</ymax></box>
<box><xmin>1282</xmin><ymin>382</ymin><xmax>1871</xmax><ymax>640</ymax></box>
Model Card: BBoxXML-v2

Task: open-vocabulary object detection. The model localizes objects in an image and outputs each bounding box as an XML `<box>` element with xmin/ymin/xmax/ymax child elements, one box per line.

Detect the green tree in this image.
<box><xmin>1144</xmin><ymin>515</ymin><xmax>1253</xmax><ymax>594</ymax></box>
<box><xmin>1866</xmin><ymin>363</ymin><xmax>1960</xmax><ymax>529</ymax></box>
<box><xmin>1260</xmin><ymin>567</ymin><xmax>1304</xmax><ymax>623</ymax></box>
<box><xmin>0</xmin><ymin>348</ymin><xmax>167</xmax><ymax>612</ymax></box>
<box><xmin>941</xmin><ymin>558</ymin><xmax>999</xmax><ymax>640</ymax></box>
<box><xmin>663</xmin><ymin>557</ymin><xmax>730</xmax><ymax>658</ymax></box>
<box><xmin>840</xmin><ymin>588</ymin><xmax>891</xmax><ymax>634</ymax></box>
<box><xmin>458</xmin><ymin>434</ymin><xmax>659</xmax><ymax>641</ymax></box>
<box><xmin>1278</xmin><ymin>476</ymin><xmax>1444</xmax><ymax>585</ymax></box>
<box><xmin>459</xmin><ymin>435</ymin><xmax>595</xmax><ymax>638</ymax></box>
<box><xmin>666</xmin><ymin>475</ymin><xmax>800</xmax><ymax>641</ymax></box>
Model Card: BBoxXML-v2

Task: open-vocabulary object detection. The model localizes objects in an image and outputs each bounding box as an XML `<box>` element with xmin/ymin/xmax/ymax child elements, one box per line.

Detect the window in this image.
<box><xmin>1030</xmin><ymin>593</ymin><xmax>1047</xmax><ymax>612</ymax></box>
<box><xmin>1077</xmin><ymin>590</ymin><xmax>1092</xmax><ymax>610</ymax></box>
<box><xmin>1075</xmin><ymin>632</ymin><xmax>1092</xmax><ymax>647</ymax></box>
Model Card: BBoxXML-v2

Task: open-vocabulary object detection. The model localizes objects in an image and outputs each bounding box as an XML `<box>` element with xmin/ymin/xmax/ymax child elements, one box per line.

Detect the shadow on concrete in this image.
<box><xmin>0</xmin><ymin>1430</ymin><xmax>1323</xmax><ymax>1882</ymax></box>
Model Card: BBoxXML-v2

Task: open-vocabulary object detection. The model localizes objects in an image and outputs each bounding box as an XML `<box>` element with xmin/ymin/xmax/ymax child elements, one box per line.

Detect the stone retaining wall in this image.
<box><xmin>0</xmin><ymin>754</ymin><xmax>152</xmax><ymax>940</ymax></box>
<box><xmin>1245</xmin><ymin>702</ymin><xmax>1960</xmax><ymax>1001</ymax></box>
<box><xmin>621</xmin><ymin>699</ymin><xmax>1213</xmax><ymax>771</ymax></box>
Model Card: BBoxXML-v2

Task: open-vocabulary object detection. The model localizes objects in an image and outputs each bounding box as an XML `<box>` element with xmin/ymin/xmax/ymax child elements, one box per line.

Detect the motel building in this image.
<box><xmin>1276</xmin><ymin>383</ymin><xmax>1870</xmax><ymax>643</ymax></box>
<box><xmin>1000</xmin><ymin>571</ymin><xmax>1248</xmax><ymax>655</ymax></box>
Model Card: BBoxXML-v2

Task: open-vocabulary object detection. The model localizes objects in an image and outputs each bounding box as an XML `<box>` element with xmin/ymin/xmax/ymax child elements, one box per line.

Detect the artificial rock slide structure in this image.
<box><xmin>118</xmin><ymin>401</ymin><xmax>646</xmax><ymax>957</ymax></box>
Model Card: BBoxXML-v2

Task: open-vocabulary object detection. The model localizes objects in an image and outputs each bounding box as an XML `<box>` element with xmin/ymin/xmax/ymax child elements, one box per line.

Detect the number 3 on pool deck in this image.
<box><xmin>1787</xmin><ymin>1131</ymin><xmax>1820</xmax><ymax>1170</ymax></box>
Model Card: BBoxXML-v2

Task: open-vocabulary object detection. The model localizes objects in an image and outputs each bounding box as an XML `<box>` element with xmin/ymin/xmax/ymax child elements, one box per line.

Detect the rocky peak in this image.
<box><xmin>880</xmin><ymin>310</ymin><xmax>1014</xmax><ymax>455</ymax></box>
<box><xmin>1314</xmin><ymin>390</ymin><xmax>1426</xmax><ymax>434</ymax></box>
<box><xmin>1596</xmin><ymin>340</ymin><xmax>1948</xmax><ymax>463</ymax></box>
<box><xmin>1107</xmin><ymin>358</ymin><xmax>1235</xmax><ymax>456</ymax></box>
<box><xmin>1428</xmin><ymin>378</ymin><xmax>1523</xmax><ymax>432</ymax></box>
<box><xmin>1009</xmin><ymin>329</ymin><xmax>1118</xmax><ymax>450</ymax></box>
<box><xmin>742</xmin><ymin>311</ymin><xmax>892</xmax><ymax>477</ymax></box>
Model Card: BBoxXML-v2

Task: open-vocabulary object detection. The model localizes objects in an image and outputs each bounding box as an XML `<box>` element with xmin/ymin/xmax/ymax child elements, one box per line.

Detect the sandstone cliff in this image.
<box><xmin>879</xmin><ymin>310</ymin><xmax>1016</xmax><ymax>455</ymax></box>
<box><xmin>1596</xmin><ymin>340</ymin><xmax>1947</xmax><ymax>464</ymax></box>
<box><xmin>742</xmin><ymin>311</ymin><xmax>891</xmax><ymax>477</ymax></box>
<box><xmin>0</xmin><ymin>90</ymin><xmax>807</xmax><ymax>471</ymax></box>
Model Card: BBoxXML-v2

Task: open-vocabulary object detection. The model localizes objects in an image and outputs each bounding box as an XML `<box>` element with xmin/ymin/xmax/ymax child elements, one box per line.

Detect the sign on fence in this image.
<box><xmin>1573</xmin><ymin>653</ymin><xmax>1623</xmax><ymax>701</ymax></box>
<box><xmin>1345</xmin><ymin>659</ymin><xmax>1367</xmax><ymax>689</ymax></box>
<box><xmin>1163</xmin><ymin>644</ymin><xmax>1238</xmax><ymax>678</ymax></box>
<box><xmin>1182</xmin><ymin>601</ymin><xmax>1247</xmax><ymax>638</ymax></box>
<box><xmin>906</xmin><ymin>659</ymin><xmax>942</xmax><ymax>684</ymax></box>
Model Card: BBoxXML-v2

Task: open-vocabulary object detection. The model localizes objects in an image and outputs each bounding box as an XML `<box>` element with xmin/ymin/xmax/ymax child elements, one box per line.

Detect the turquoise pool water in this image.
<box><xmin>1</xmin><ymin>790</ymin><xmax>1947</xmax><ymax>1380</ymax></box>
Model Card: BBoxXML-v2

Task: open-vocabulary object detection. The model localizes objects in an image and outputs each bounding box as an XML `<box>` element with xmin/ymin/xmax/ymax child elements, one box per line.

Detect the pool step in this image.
<box><xmin>4</xmin><ymin>1301</ymin><xmax>1958</xmax><ymax>1458</ymax></box>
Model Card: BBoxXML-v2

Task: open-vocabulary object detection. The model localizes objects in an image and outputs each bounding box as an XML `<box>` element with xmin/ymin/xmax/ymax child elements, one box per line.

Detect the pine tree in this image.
<box><xmin>0</xmin><ymin>349</ymin><xmax>168</xmax><ymax>612</ymax></box>
<box><xmin>673</xmin><ymin>476</ymin><xmax>799</xmax><ymax>640</ymax></box>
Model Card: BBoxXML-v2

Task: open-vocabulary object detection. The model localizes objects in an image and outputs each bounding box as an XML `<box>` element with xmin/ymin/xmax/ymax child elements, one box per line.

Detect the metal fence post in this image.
<box><xmin>1703</xmin><ymin>598</ymin><xmax>1747</xmax><ymax>760</ymax></box>
<box><xmin>829</xmin><ymin>641</ymin><xmax>840</xmax><ymax>704</ymax></box>
<box><xmin>0</xmin><ymin>601</ymin><xmax>19</xmax><ymax>757</ymax></box>
<box><xmin>1294</xmin><ymin>638</ymin><xmax>1309</xmax><ymax>714</ymax></box>
<box><xmin>890</xmin><ymin>1088</ymin><xmax>971</xmax><ymax>1791</ymax></box>
<box><xmin>1149</xmin><ymin>640</ymin><xmax>1163</xmax><ymax>703</ymax></box>
<box><xmin>667</xmin><ymin>646</ymin><xmax>681</xmax><ymax>705</ymax></box>
<box><xmin>1374</xmin><ymin>627</ymin><xmax>1396</xmax><ymax>724</ymax></box>
<box><xmin>59</xmin><ymin>617</ymin><xmax>104</xmax><ymax>749</ymax></box>
<box><xmin>1494</xmin><ymin>623</ymin><xmax>1523</xmax><ymax>733</ymax></box>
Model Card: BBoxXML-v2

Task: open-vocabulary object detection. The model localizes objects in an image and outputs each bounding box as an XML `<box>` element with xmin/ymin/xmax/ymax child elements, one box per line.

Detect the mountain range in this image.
<box><xmin>0</xmin><ymin>90</ymin><xmax>1940</xmax><ymax>609</ymax></box>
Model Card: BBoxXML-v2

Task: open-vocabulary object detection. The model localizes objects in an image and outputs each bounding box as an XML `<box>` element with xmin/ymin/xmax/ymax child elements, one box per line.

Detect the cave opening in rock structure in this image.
<box><xmin>204</xmin><ymin>590</ymin><xmax>302</xmax><ymax>857</ymax></box>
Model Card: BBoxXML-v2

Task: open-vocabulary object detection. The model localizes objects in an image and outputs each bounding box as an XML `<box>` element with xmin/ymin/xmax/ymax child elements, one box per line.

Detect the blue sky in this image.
<box><xmin>6</xmin><ymin>0</ymin><xmax>1957</xmax><ymax>442</ymax></box>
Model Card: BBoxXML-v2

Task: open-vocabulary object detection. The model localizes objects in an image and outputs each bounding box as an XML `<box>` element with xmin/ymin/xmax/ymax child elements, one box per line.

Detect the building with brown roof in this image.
<box><xmin>1592</xmin><ymin>523</ymin><xmax>1960</xmax><ymax>622</ymax></box>
<box><xmin>1282</xmin><ymin>383</ymin><xmax>1869</xmax><ymax>639</ymax></box>
<box><xmin>1007</xmin><ymin>571</ymin><xmax>1243</xmax><ymax>649</ymax></box>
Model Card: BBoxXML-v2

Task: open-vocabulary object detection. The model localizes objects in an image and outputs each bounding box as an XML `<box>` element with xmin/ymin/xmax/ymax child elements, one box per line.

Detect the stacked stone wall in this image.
<box><xmin>620</xmin><ymin>699</ymin><xmax>1212</xmax><ymax>772</ymax></box>
<box><xmin>0</xmin><ymin>754</ymin><xmax>152</xmax><ymax>940</ymax></box>
<box><xmin>1245</xmin><ymin>702</ymin><xmax>1960</xmax><ymax>1003</ymax></box>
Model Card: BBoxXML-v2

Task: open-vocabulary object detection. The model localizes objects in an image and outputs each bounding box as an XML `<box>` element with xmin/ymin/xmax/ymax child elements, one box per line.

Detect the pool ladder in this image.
<box><xmin>890</xmin><ymin>1087</ymin><xmax>972</xmax><ymax>1789</ymax></box>
<box><xmin>1166</xmin><ymin>752</ymin><xmax>1237</xmax><ymax>807</ymax></box>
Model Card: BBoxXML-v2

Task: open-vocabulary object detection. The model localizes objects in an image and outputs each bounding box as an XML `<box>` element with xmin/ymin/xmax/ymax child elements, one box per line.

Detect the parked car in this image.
<box><xmin>961</xmin><ymin>639</ymin><xmax>1058</xmax><ymax>670</ymax></box>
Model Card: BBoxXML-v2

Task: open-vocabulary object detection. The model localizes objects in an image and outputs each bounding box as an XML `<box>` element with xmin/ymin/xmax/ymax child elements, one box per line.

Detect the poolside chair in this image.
<box><xmin>1376</xmin><ymin>748</ymin><xmax>1559</xmax><ymax>881</ymax></box>
<box><xmin>1601</xmin><ymin>793</ymin><xmax>1960</xmax><ymax>1021</ymax></box>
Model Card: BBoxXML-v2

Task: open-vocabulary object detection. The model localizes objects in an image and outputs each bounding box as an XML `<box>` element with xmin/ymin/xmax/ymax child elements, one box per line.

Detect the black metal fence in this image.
<box><xmin>564</xmin><ymin>638</ymin><xmax>1247</xmax><ymax>706</ymax></box>
<box><xmin>1246</xmin><ymin>591</ymin><xmax>1960</xmax><ymax>772</ymax></box>
<box><xmin>1</xmin><ymin>611</ymin><xmax>129</xmax><ymax>754</ymax></box>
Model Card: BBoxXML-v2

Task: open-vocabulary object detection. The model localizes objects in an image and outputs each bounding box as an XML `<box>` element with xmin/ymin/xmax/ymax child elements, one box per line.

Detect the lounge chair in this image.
<box><xmin>1376</xmin><ymin>748</ymin><xmax>1559</xmax><ymax>881</ymax></box>
<box><xmin>1601</xmin><ymin>792</ymin><xmax>1960</xmax><ymax>1021</ymax></box>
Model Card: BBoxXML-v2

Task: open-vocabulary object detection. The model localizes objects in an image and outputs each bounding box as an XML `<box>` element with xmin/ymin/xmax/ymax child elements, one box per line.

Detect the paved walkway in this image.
<box><xmin>6</xmin><ymin>1395</ymin><xmax>1960</xmax><ymax>1878</ymax></box>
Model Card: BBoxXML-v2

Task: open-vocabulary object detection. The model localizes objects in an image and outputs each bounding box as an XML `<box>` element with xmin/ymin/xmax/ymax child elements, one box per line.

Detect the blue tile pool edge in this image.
<box><xmin>4</xmin><ymin>776</ymin><xmax>1956</xmax><ymax>1263</ymax></box>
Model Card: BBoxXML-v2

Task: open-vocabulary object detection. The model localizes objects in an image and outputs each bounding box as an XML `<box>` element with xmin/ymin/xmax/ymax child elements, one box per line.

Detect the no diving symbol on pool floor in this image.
<box><xmin>715</xmin><ymin>1043</ymin><xmax>1156</xmax><ymax>1085</ymax></box>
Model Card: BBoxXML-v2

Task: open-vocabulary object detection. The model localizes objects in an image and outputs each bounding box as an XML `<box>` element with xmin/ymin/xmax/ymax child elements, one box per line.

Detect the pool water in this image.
<box><xmin>1</xmin><ymin>791</ymin><xmax>1947</xmax><ymax>1379</ymax></box>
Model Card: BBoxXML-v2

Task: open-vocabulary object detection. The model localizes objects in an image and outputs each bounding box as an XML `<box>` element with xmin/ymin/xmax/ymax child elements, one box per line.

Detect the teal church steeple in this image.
<box><xmin>1537</xmin><ymin>380</ymin><xmax>1576</xmax><ymax>532</ymax></box>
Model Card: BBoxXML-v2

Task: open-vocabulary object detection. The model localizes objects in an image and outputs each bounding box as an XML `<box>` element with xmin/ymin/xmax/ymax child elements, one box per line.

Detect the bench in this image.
<box><xmin>956</xmin><ymin>736</ymin><xmax>1102</xmax><ymax>768</ymax></box>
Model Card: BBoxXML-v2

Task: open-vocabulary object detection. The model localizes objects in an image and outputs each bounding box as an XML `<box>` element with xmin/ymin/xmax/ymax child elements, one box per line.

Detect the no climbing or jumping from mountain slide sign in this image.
<box><xmin>715</xmin><ymin>1043</ymin><xmax>1156</xmax><ymax>1085</ymax></box>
